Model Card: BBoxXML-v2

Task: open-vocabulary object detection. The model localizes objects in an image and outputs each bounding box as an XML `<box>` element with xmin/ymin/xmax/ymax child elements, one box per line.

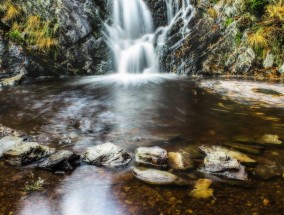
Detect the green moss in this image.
<box><xmin>235</xmin><ymin>32</ymin><xmax>243</xmax><ymax>47</ymax></box>
<box><xmin>210</xmin><ymin>0</ymin><xmax>219</xmax><ymax>5</ymax></box>
<box><xmin>8</xmin><ymin>28</ymin><xmax>22</xmax><ymax>42</ymax></box>
<box><xmin>224</xmin><ymin>18</ymin><xmax>234</xmax><ymax>27</ymax></box>
<box><xmin>245</xmin><ymin>0</ymin><xmax>269</xmax><ymax>16</ymax></box>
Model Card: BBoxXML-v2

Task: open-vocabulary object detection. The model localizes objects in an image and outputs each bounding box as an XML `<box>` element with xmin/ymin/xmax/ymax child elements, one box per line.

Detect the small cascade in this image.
<box><xmin>105</xmin><ymin>0</ymin><xmax>158</xmax><ymax>74</ymax></box>
<box><xmin>157</xmin><ymin>0</ymin><xmax>195</xmax><ymax>49</ymax></box>
<box><xmin>154</xmin><ymin>0</ymin><xmax>195</xmax><ymax>73</ymax></box>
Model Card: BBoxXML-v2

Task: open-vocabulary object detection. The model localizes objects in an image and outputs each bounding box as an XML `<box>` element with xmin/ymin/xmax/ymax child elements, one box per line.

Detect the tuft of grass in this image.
<box><xmin>24</xmin><ymin>177</ymin><xmax>45</xmax><ymax>192</ymax></box>
<box><xmin>0</xmin><ymin>0</ymin><xmax>21</xmax><ymax>22</ymax></box>
<box><xmin>8</xmin><ymin>22</ymin><xmax>22</xmax><ymax>42</ymax></box>
<box><xmin>37</xmin><ymin>37</ymin><xmax>58</xmax><ymax>50</ymax></box>
<box><xmin>248</xmin><ymin>28</ymin><xmax>268</xmax><ymax>57</ymax></box>
<box><xmin>207</xmin><ymin>8</ymin><xmax>218</xmax><ymax>19</ymax></box>
<box><xmin>7</xmin><ymin>15</ymin><xmax>58</xmax><ymax>53</ymax></box>
<box><xmin>266</xmin><ymin>2</ymin><xmax>284</xmax><ymax>22</ymax></box>
<box><xmin>24</xmin><ymin>16</ymin><xmax>58</xmax><ymax>52</ymax></box>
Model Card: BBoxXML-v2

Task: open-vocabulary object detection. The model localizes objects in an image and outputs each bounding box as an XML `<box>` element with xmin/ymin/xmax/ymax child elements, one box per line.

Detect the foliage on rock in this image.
<box><xmin>0</xmin><ymin>0</ymin><xmax>58</xmax><ymax>54</ymax></box>
<box><xmin>199</xmin><ymin>0</ymin><xmax>284</xmax><ymax>76</ymax></box>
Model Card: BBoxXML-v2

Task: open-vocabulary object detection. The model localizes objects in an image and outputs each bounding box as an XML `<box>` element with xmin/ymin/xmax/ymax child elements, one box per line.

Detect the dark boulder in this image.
<box><xmin>38</xmin><ymin>149</ymin><xmax>80</xmax><ymax>171</ymax></box>
<box><xmin>3</xmin><ymin>142</ymin><xmax>55</xmax><ymax>165</ymax></box>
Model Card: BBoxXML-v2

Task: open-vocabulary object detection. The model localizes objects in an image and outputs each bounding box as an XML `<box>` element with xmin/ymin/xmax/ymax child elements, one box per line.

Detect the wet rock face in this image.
<box><xmin>144</xmin><ymin>0</ymin><xmax>167</xmax><ymax>28</ymax></box>
<box><xmin>52</xmin><ymin>0</ymin><xmax>112</xmax><ymax>74</ymax></box>
<box><xmin>58</xmin><ymin>0</ymin><xmax>92</xmax><ymax>44</ymax></box>
<box><xmin>83</xmin><ymin>142</ymin><xmax>132</xmax><ymax>167</ymax></box>
<box><xmin>226</xmin><ymin>46</ymin><xmax>256</xmax><ymax>74</ymax></box>
<box><xmin>0</xmin><ymin>0</ymin><xmax>111</xmax><ymax>83</ymax></box>
<box><xmin>0</xmin><ymin>38</ymin><xmax>28</xmax><ymax>87</ymax></box>
<box><xmin>158</xmin><ymin>0</ymin><xmax>259</xmax><ymax>75</ymax></box>
<box><xmin>3</xmin><ymin>142</ymin><xmax>56</xmax><ymax>165</ymax></box>
<box><xmin>135</xmin><ymin>146</ymin><xmax>168</xmax><ymax>169</ymax></box>
<box><xmin>263</xmin><ymin>53</ymin><xmax>274</xmax><ymax>68</ymax></box>
<box><xmin>38</xmin><ymin>150</ymin><xmax>80</xmax><ymax>171</ymax></box>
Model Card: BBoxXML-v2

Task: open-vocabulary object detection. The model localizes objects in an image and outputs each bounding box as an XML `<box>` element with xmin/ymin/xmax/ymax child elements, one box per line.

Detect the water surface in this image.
<box><xmin>0</xmin><ymin>74</ymin><xmax>283</xmax><ymax>214</ymax></box>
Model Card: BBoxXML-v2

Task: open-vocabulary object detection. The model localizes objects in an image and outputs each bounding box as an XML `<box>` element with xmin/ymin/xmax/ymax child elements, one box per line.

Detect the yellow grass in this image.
<box><xmin>207</xmin><ymin>8</ymin><xmax>218</xmax><ymax>19</ymax></box>
<box><xmin>1</xmin><ymin>3</ymin><xmax>20</xmax><ymax>22</ymax></box>
<box><xmin>266</xmin><ymin>4</ymin><xmax>284</xmax><ymax>21</ymax></box>
<box><xmin>37</xmin><ymin>37</ymin><xmax>58</xmax><ymax>50</ymax></box>
<box><xmin>26</xmin><ymin>16</ymin><xmax>41</xmax><ymax>29</ymax></box>
<box><xmin>22</xmin><ymin>15</ymin><xmax>58</xmax><ymax>52</ymax></box>
<box><xmin>248</xmin><ymin>29</ymin><xmax>268</xmax><ymax>54</ymax></box>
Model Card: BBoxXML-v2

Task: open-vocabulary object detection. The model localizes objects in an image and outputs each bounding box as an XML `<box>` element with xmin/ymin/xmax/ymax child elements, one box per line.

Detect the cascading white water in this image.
<box><xmin>158</xmin><ymin>0</ymin><xmax>195</xmax><ymax>48</ymax></box>
<box><xmin>105</xmin><ymin>0</ymin><xmax>195</xmax><ymax>75</ymax></box>
<box><xmin>105</xmin><ymin>0</ymin><xmax>158</xmax><ymax>74</ymax></box>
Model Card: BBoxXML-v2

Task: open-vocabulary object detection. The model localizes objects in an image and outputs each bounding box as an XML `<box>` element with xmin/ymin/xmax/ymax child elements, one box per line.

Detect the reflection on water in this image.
<box><xmin>0</xmin><ymin>74</ymin><xmax>284</xmax><ymax>214</ymax></box>
<box><xmin>19</xmin><ymin>166</ymin><xmax>129</xmax><ymax>215</ymax></box>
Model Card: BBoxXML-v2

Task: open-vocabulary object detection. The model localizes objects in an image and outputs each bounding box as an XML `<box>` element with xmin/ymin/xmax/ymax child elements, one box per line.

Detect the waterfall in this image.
<box><xmin>156</xmin><ymin>0</ymin><xmax>195</xmax><ymax>73</ymax></box>
<box><xmin>158</xmin><ymin>0</ymin><xmax>195</xmax><ymax>48</ymax></box>
<box><xmin>105</xmin><ymin>0</ymin><xmax>158</xmax><ymax>74</ymax></box>
<box><xmin>104</xmin><ymin>0</ymin><xmax>195</xmax><ymax>74</ymax></box>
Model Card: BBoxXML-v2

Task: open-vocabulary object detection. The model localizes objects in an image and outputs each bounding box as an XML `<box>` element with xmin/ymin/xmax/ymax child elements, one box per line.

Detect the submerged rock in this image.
<box><xmin>132</xmin><ymin>167</ymin><xmax>189</xmax><ymax>186</ymax></box>
<box><xmin>0</xmin><ymin>124</ymin><xmax>25</xmax><ymax>138</ymax></box>
<box><xmin>38</xmin><ymin>150</ymin><xmax>80</xmax><ymax>171</ymax></box>
<box><xmin>189</xmin><ymin>179</ymin><xmax>213</xmax><ymax>199</ymax></box>
<box><xmin>168</xmin><ymin>151</ymin><xmax>194</xmax><ymax>170</ymax></box>
<box><xmin>3</xmin><ymin>142</ymin><xmax>55</xmax><ymax>165</ymax></box>
<box><xmin>257</xmin><ymin>134</ymin><xmax>282</xmax><ymax>145</ymax></box>
<box><xmin>83</xmin><ymin>142</ymin><xmax>131</xmax><ymax>167</ymax></box>
<box><xmin>252</xmin><ymin>159</ymin><xmax>283</xmax><ymax>180</ymax></box>
<box><xmin>234</xmin><ymin>134</ymin><xmax>282</xmax><ymax>145</ymax></box>
<box><xmin>251</xmin><ymin>88</ymin><xmax>282</xmax><ymax>96</ymax></box>
<box><xmin>199</xmin><ymin>145</ymin><xmax>256</xmax><ymax>163</ymax></box>
<box><xmin>135</xmin><ymin>146</ymin><xmax>168</xmax><ymax>169</ymax></box>
<box><xmin>199</xmin><ymin>172</ymin><xmax>255</xmax><ymax>188</ymax></box>
<box><xmin>199</xmin><ymin>145</ymin><xmax>249</xmax><ymax>180</ymax></box>
<box><xmin>0</xmin><ymin>136</ymin><xmax>24</xmax><ymax>157</ymax></box>
<box><xmin>223</xmin><ymin>142</ymin><xmax>263</xmax><ymax>155</ymax></box>
<box><xmin>253</xmin><ymin>165</ymin><xmax>283</xmax><ymax>180</ymax></box>
<box><xmin>183</xmin><ymin>146</ymin><xmax>204</xmax><ymax>159</ymax></box>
